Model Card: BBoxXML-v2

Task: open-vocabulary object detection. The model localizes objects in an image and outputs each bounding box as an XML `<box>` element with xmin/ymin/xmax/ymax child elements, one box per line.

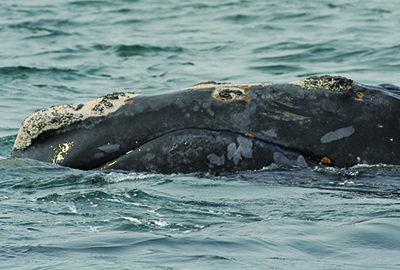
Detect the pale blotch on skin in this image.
<box><xmin>320</xmin><ymin>126</ymin><xmax>355</xmax><ymax>143</ymax></box>
<box><xmin>207</xmin><ymin>153</ymin><xmax>225</xmax><ymax>166</ymax></box>
<box><xmin>227</xmin><ymin>136</ymin><xmax>253</xmax><ymax>165</ymax></box>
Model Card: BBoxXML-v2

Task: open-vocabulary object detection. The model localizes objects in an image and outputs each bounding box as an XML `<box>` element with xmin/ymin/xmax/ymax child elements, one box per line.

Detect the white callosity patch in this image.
<box><xmin>227</xmin><ymin>136</ymin><xmax>253</xmax><ymax>165</ymax></box>
<box><xmin>13</xmin><ymin>92</ymin><xmax>138</xmax><ymax>150</ymax></box>
<box><xmin>320</xmin><ymin>126</ymin><xmax>355</xmax><ymax>143</ymax></box>
<box><xmin>291</xmin><ymin>75</ymin><xmax>356</xmax><ymax>92</ymax></box>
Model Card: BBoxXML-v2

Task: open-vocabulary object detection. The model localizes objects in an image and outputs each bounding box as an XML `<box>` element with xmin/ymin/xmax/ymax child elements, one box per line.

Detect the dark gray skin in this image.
<box><xmin>11</xmin><ymin>75</ymin><xmax>400</xmax><ymax>173</ymax></box>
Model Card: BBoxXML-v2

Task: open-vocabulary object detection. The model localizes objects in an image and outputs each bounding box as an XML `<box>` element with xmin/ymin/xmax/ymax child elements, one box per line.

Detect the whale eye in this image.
<box><xmin>219</xmin><ymin>89</ymin><xmax>243</xmax><ymax>99</ymax></box>
<box><xmin>212</xmin><ymin>86</ymin><xmax>247</xmax><ymax>102</ymax></box>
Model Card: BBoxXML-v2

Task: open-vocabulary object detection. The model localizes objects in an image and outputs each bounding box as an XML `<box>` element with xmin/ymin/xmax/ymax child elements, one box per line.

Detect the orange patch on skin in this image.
<box><xmin>319</xmin><ymin>157</ymin><xmax>332</xmax><ymax>165</ymax></box>
<box><xmin>238</xmin><ymin>86</ymin><xmax>253</xmax><ymax>103</ymax></box>
<box><xmin>245</xmin><ymin>91</ymin><xmax>252</xmax><ymax>103</ymax></box>
<box><xmin>245</xmin><ymin>133</ymin><xmax>254</xmax><ymax>138</ymax></box>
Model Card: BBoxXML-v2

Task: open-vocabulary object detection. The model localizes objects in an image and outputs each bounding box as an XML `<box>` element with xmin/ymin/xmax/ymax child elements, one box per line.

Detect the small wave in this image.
<box><xmin>121</xmin><ymin>216</ymin><xmax>142</xmax><ymax>224</ymax></box>
<box><xmin>68</xmin><ymin>0</ymin><xmax>109</xmax><ymax>7</ymax></box>
<box><xmin>102</xmin><ymin>171</ymin><xmax>162</xmax><ymax>184</ymax></box>
<box><xmin>9</xmin><ymin>21</ymin><xmax>73</xmax><ymax>39</ymax></box>
<box><xmin>0</xmin><ymin>66</ymin><xmax>80</xmax><ymax>80</ymax></box>
<box><xmin>250</xmin><ymin>64</ymin><xmax>304</xmax><ymax>74</ymax></box>
<box><xmin>112</xmin><ymin>44</ymin><xmax>185</xmax><ymax>57</ymax></box>
<box><xmin>9</xmin><ymin>23</ymin><xmax>53</xmax><ymax>33</ymax></box>
<box><xmin>0</xmin><ymin>158</ymin><xmax>62</xmax><ymax>172</ymax></box>
<box><xmin>220</xmin><ymin>14</ymin><xmax>259</xmax><ymax>24</ymax></box>
<box><xmin>117</xmin><ymin>216</ymin><xmax>209</xmax><ymax>233</ymax></box>
<box><xmin>313</xmin><ymin>163</ymin><xmax>400</xmax><ymax>176</ymax></box>
<box><xmin>121</xmin><ymin>216</ymin><xmax>169</xmax><ymax>227</ymax></box>
<box><xmin>236</xmin><ymin>162</ymin><xmax>400</xmax><ymax>196</ymax></box>
<box><xmin>0</xmin><ymin>134</ymin><xmax>16</xmax><ymax>156</ymax></box>
<box><xmin>312</xmin><ymin>166</ymin><xmax>361</xmax><ymax>177</ymax></box>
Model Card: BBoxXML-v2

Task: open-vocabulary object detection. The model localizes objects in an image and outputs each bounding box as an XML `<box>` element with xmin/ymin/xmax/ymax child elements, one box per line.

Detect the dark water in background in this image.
<box><xmin>1</xmin><ymin>0</ymin><xmax>400</xmax><ymax>269</ymax></box>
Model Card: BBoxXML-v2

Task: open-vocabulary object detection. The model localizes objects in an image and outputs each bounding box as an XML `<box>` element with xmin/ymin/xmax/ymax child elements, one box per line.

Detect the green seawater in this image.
<box><xmin>1</xmin><ymin>0</ymin><xmax>400</xmax><ymax>269</ymax></box>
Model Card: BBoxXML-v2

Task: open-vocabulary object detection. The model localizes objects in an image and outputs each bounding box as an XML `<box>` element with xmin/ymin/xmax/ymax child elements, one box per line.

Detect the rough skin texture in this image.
<box><xmin>291</xmin><ymin>75</ymin><xmax>356</xmax><ymax>92</ymax></box>
<box><xmin>13</xmin><ymin>92</ymin><xmax>137</xmax><ymax>150</ymax></box>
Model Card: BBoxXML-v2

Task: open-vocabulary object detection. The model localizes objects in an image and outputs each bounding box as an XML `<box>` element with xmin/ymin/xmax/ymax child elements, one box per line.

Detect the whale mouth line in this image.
<box><xmin>134</xmin><ymin>127</ymin><xmax>267</xmax><ymax>151</ymax></box>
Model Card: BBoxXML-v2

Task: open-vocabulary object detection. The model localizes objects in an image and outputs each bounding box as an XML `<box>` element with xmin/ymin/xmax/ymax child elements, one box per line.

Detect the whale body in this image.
<box><xmin>10</xmin><ymin>75</ymin><xmax>400</xmax><ymax>173</ymax></box>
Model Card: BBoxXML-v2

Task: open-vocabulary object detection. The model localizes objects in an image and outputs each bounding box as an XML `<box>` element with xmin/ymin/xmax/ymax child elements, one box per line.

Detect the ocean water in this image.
<box><xmin>1</xmin><ymin>0</ymin><xmax>400</xmax><ymax>269</ymax></box>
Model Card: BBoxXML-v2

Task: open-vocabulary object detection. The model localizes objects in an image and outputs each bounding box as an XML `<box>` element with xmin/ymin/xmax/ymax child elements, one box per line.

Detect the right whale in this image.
<box><xmin>10</xmin><ymin>75</ymin><xmax>400</xmax><ymax>173</ymax></box>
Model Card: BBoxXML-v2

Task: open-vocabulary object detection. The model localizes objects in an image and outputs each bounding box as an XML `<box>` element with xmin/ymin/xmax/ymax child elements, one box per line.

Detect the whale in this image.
<box><xmin>10</xmin><ymin>75</ymin><xmax>400</xmax><ymax>173</ymax></box>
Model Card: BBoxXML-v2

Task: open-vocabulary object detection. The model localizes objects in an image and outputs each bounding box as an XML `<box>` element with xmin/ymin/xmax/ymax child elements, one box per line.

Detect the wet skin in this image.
<box><xmin>10</xmin><ymin>76</ymin><xmax>400</xmax><ymax>173</ymax></box>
